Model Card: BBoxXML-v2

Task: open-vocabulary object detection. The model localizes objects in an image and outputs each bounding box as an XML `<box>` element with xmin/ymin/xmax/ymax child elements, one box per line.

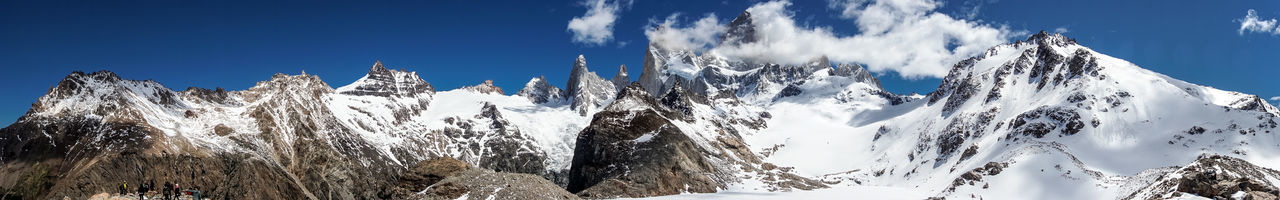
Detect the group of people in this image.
<box><xmin>118</xmin><ymin>179</ymin><xmax>202</xmax><ymax>200</ymax></box>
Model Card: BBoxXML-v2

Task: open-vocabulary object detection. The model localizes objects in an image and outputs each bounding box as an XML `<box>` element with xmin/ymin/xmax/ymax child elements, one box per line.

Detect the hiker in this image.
<box><xmin>162</xmin><ymin>181</ymin><xmax>172</xmax><ymax>200</ymax></box>
<box><xmin>120</xmin><ymin>181</ymin><xmax>128</xmax><ymax>195</ymax></box>
<box><xmin>185</xmin><ymin>186</ymin><xmax>202</xmax><ymax>200</ymax></box>
<box><xmin>136</xmin><ymin>182</ymin><xmax>145</xmax><ymax>200</ymax></box>
<box><xmin>173</xmin><ymin>183</ymin><xmax>181</xmax><ymax>200</ymax></box>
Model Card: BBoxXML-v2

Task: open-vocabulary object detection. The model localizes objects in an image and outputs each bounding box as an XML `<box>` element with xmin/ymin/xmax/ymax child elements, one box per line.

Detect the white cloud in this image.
<box><xmin>958</xmin><ymin>0</ymin><xmax>998</xmax><ymax>20</ymax></box>
<box><xmin>654</xmin><ymin>0</ymin><xmax>1017</xmax><ymax>79</ymax></box>
<box><xmin>1054</xmin><ymin>27</ymin><xmax>1070</xmax><ymax>33</ymax></box>
<box><xmin>1237</xmin><ymin>9</ymin><xmax>1280</xmax><ymax>35</ymax></box>
<box><xmin>568</xmin><ymin>0</ymin><xmax>631</xmax><ymax>46</ymax></box>
<box><xmin>1269</xmin><ymin>96</ymin><xmax>1280</xmax><ymax>101</ymax></box>
<box><xmin>644</xmin><ymin>13</ymin><xmax>727</xmax><ymax>51</ymax></box>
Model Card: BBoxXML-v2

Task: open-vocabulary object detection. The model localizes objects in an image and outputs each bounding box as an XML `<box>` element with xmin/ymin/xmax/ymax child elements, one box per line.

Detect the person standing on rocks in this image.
<box><xmin>185</xmin><ymin>186</ymin><xmax>202</xmax><ymax>200</ymax></box>
<box><xmin>120</xmin><ymin>181</ymin><xmax>128</xmax><ymax>195</ymax></box>
<box><xmin>162</xmin><ymin>181</ymin><xmax>171</xmax><ymax>200</ymax></box>
<box><xmin>136</xmin><ymin>182</ymin><xmax>146</xmax><ymax>200</ymax></box>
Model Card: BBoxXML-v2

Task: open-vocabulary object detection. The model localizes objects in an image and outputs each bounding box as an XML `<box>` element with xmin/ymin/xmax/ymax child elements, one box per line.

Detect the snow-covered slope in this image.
<box><xmin>728</xmin><ymin>31</ymin><xmax>1280</xmax><ymax>199</ymax></box>
<box><xmin>0</xmin><ymin>61</ymin><xmax>602</xmax><ymax>199</ymax></box>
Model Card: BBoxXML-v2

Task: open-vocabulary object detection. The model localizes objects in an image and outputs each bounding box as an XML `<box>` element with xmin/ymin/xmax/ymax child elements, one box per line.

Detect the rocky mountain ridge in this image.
<box><xmin>0</xmin><ymin>13</ymin><xmax>1277</xmax><ymax>200</ymax></box>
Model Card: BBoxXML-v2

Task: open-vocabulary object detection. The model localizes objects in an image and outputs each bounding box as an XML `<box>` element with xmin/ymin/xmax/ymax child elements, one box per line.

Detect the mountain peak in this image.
<box><xmin>517</xmin><ymin>76</ymin><xmax>564</xmax><ymax>104</ymax></box>
<box><xmin>611</xmin><ymin>65</ymin><xmax>630</xmax><ymax>92</ymax></box>
<box><xmin>1023</xmin><ymin>30</ymin><xmax>1077</xmax><ymax>47</ymax></box>
<box><xmin>461</xmin><ymin>80</ymin><xmax>504</xmax><ymax>95</ymax></box>
<box><xmin>564</xmin><ymin>55</ymin><xmax>619</xmax><ymax>115</ymax></box>
<box><xmin>720</xmin><ymin>11</ymin><xmax>757</xmax><ymax>45</ymax></box>
<box><xmin>337</xmin><ymin>61</ymin><xmax>435</xmax><ymax>97</ymax></box>
<box><xmin>370</xmin><ymin>60</ymin><xmax>389</xmax><ymax>73</ymax></box>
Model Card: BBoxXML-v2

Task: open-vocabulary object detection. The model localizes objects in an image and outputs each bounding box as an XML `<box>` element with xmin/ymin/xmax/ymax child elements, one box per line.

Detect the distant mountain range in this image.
<box><xmin>2</xmin><ymin>10</ymin><xmax>1278</xmax><ymax>200</ymax></box>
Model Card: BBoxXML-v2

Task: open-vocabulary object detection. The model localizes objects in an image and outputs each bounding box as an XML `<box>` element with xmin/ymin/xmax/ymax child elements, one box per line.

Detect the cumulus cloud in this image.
<box><xmin>1237</xmin><ymin>9</ymin><xmax>1280</xmax><ymax>35</ymax></box>
<box><xmin>568</xmin><ymin>0</ymin><xmax>631</xmax><ymax>46</ymax></box>
<box><xmin>644</xmin><ymin>13</ymin><xmax>727</xmax><ymax>51</ymax></box>
<box><xmin>647</xmin><ymin>0</ymin><xmax>1017</xmax><ymax>79</ymax></box>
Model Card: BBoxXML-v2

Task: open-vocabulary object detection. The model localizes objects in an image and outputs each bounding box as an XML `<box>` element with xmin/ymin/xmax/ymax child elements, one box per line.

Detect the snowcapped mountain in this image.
<box><xmin>736</xmin><ymin>31</ymin><xmax>1280</xmax><ymax>199</ymax></box>
<box><xmin>2</xmin><ymin>10</ymin><xmax>1278</xmax><ymax>200</ymax></box>
<box><xmin>0</xmin><ymin>61</ymin><xmax>603</xmax><ymax>199</ymax></box>
<box><xmin>565</xmin><ymin>55</ymin><xmax>619</xmax><ymax>116</ymax></box>
<box><xmin>516</xmin><ymin>75</ymin><xmax>565</xmax><ymax>104</ymax></box>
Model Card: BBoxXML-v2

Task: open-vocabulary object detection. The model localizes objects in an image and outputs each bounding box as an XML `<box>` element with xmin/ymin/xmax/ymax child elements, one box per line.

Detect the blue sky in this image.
<box><xmin>1</xmin><ymin>0</ymin><xmax>1278</xmax><ymax>125</ymax></box>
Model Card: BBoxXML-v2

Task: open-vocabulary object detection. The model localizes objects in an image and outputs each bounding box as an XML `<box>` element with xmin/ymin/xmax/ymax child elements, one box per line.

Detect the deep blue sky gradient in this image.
<box><xmin>1</xmin><ymin>0</ymin><xmax>1277</xmax><ymax>125</ymax></box>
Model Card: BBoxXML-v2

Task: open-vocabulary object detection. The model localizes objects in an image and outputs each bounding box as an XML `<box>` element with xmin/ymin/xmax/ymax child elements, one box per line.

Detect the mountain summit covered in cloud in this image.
<box><xmin>1</xmin><ymin>1</ymin><xmax>1279</xmax><ymax>200</ymax></box>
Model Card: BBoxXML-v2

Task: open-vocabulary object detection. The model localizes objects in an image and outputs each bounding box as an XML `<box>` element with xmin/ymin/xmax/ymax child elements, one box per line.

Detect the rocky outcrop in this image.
<box><xmin>1125</xmin><ymin>155</ymin><xmax>1280</xmax><ymax>200</ymax></box>
<box><xmin>438</xmin><ymin>102</ymin><xmax>549</xmax><ymax>177</ymax></box>
<box><xmin>564</xmin><ymin>55</ymin><xmax>618</xmax><ymax>116</ymax></box>
<box><xmin>516</xmin><ymin>76</ymin><xmax>564</xmax><ymax>104</ymax></box>
<box><xmin>566</xmin><ymin>85</ymin><xmax>726</xmax><ymax>198</ymax></box>
<box><xmin>830</xmin><ymin>63</ymin><xmax>881</xmax><ymax>89</ymax></box>
<box><xmin>460</xmin><ymin>80</ymin><xmax>504</xmax><ymax>95</ymax></box>
<box><xmin>565</xmin><ymin>84</ymin><xmax>822</xmax><ymax>198</ymax></box>
<box><xmin>336</xmin><ymin>61</ymin><xmax>435</xmax><ymax>98</ymax></box>
<box><xmin>392</xmin><ymin>157</ymin><xmax>578</xmax><ymax>200</ymax></box>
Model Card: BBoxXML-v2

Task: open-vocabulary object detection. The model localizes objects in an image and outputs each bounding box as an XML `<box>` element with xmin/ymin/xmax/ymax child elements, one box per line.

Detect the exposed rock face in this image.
<box><xmin>332</xmin><ymin>61</ymin><xmax>436</xmax><ymax>125</ymax></box>
<box><xmin>564</xmin><ymin>55</ymin><xmax>618</xmax><ymax>116</ymax></box>
<box><xmin>565</xmin><ymin>84</ymin><xmax>823</xmax><ymax>198</ymax></box>
<box><xmin>638</xmin><ymin>44</ymin><xmax>671</xmax><ymax>96</ymax></box>
<box><xmin>516</xmin><ymin>76</ymin><xmax>564</xmax><ymax>104</ymax></box>
<box><xmin>393</xmin><ymin>157</ymin><xmax>578</xmax><ymax>200</ymax></box>
<box><xmin>720</xmin><ymin>11</ymin><xmax>757</xmax><ymax>46</ymax></box>
<box><xmin>638</xmin><ymin>42</ymin><xmax>863</xmax><ymax>103</ymax></box>
<box><xmin>460</xmin><ymin>80</ymin><xmax>504</xmax><ymax>95</ymax></box>
<box><xmin>337</xmin><ymin>61</ymin><xmax>435</xmax><ymax>98</ymax></box>
<box><xmin>180</xmin><ymin>87</ymin><xmax>236</xmax><ymax>105</ymax></box>
<box><xmin>566</xmin><ymin>85</ymin><xmax>725</xmax><ymax>198</ymax></box>
<box><xmin>610</xmin><ymin>65</ymin><xmax>629</xmax><ymax>92</ymax></box>
<box><xmin>438</xmin><ymin>102</ymin><xmax>549</xmax><ymax>177</ymax></box>
<box><xmin>389</xmin><ymin>157</ymin><xmax>471</xmax><ymax>198</ymax></box>
<box><xmin>1006</xmin><ymin>106</ymin><xmax>1085</xmax><ymax>138</ymax></box>
<box><xmin>830</xmin><ymin>63</ymin><xmax>881</xmax><ymax>89</ymax></box>
<box><xmin>1126</xmin><ymin>155</ymin><xmax>1280</xmax><ymax>200</ymax></box>
<box><xmin>0</xmin><ymin>71</ymin><xmax>408</xmax><ymax>200</ymax></box>
<box><xmin>0</xmin><ymin>67</ymin><xmax>567</xmax><ymax>199</ymax></box>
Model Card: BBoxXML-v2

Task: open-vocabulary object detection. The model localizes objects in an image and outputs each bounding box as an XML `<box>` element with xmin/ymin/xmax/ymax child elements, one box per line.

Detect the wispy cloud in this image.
<box><xmin>1054</xmin><ymin>27</ymin><xmax>1070</xmax><ymax>34</ymax></box>
<box><xmin>568</xmin><ymin>0</ymin><xmax>632</xmax><ymax>46</ymax></box>
<box><xmin>1237</xmin><ymin>9</ymin><xmax>1280</xmax><ymax>35</ymax></box>
<box><xmin>1269</xmin><ymin>96</ymin><xmax>1280</xmax><ymax>101</ymax></box>
<box><xmin>645</xmin><ymin>0</ymin><xmax>1018</xmax><ymax>79</ymax></box>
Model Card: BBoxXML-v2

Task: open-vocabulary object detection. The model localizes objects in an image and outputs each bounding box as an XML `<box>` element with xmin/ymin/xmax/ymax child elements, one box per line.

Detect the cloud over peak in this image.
<box><xmin>1237</xmin><ymin>9</ymin><xmax>1280</xmax><ymax>35</ymax></box>
<box><xmin>568</xmin><ymin>0</ymin><xmax>632</xmax><ymax>46</ymax></box>
<box><xmin>643</xmin><ymin>13</ymin><xmax>726</xmax><ymax>51</ymax></box>
<box><xmin>644</xmin><ymin>0</ymin><xmax>1018</xmax><ymax>79</ymax></box>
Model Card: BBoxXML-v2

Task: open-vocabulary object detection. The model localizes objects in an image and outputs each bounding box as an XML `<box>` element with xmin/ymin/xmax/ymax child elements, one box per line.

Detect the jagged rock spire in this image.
<box><xmin>611</xmin><ymin>65</ymin><xmax>629</xmax><ymax>92</ymax></box>
<box><xmin>563</xmin><ymin>55</ymin><xmax>619</xmax><ymax>115</ymax></box>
